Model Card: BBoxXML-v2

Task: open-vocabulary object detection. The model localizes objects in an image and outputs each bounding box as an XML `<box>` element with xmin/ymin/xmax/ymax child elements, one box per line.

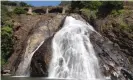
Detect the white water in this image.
<box><xmin>15</xmin><ymin>41</ymin><xmax>44</xmax><ymax>76</ymax></box>
<box><xmin>48</xmin><ymin>16</ymin><xmax>103</xmax><ymax>80</ymax></box>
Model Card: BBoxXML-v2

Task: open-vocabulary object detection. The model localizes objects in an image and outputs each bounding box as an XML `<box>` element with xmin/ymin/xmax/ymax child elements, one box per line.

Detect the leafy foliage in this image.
<box><xmin>1</xmin><ymin>1</ymin><xmax>32</xmax><ymax>7</ymax></box>
<box><xmin>98</xmin><ymin>1</ymin><xmax>124</xmax><ymax>18</ymax></box>
<box><xmin>1</xmin><ymin>5</ymin><xmax>9</xmax><ymax>25</ymax></box>
<box><xmin>1</xmin><ymin>1</ymin><xmax>17</xmax><ymax>6</ymax></box>
<box><xmin>101</xmin><ymin>1</ymin><xmax>124</xmax><ymax>10</ymax></box>
<box><xmin>1</xmin><ymin>4</ymin><xmax>14</xmax><ymax>66</ymax></box>
<box><xmin>14</xmin><ymin>7</ymin><xmax>26</xmax><ymax>14</ymax></box>
<box><xmin>71</xmin><ymin>1</ymin><xmax>102</xmax><ymax>10</ymax></box>
<box><xmin>1</xmin><ymin>25</ymin><xmax>13</xmax><ymax>66</ymax></box>
<box><xmin>70</xmin><ymin>1</ymin><xmax>124</xmax><ymax>17</ymax></box>
<box><xmin>20</xmin><ymin>1</ymin><xmax>27</xmax><ymax>6</ymax></box>
<box><xmin>81</xmin><ymin>1</ymin><xmax>102</xmax><ymax>10</ymax></box>
<box><xmin>19</xmin><ymin>1</ymin><xmax>32</xmax><ymax>7</ymax></box>
<box><xmin>59</xmin><ymin>1</ymin><xmax>71</xmax><ymax>6</ymax></box>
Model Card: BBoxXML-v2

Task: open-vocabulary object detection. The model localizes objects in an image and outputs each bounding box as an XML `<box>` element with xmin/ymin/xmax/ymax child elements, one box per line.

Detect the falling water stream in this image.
<box><xmin>48</xmin><ymin>16</ymin><xmax>103</xmax><ymax>80</ymax></box>
<box><xmin>15</xmin><ymin>16</ymin><xmax>103</xmax><ymax>80</ymax></box>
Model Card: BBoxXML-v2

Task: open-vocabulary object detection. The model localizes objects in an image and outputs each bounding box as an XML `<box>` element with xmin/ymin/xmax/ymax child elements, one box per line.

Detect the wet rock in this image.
<box><xmin>90</xmin><ymin>32</ymin><xmax>133</xmax><ymax>80</ymax></box>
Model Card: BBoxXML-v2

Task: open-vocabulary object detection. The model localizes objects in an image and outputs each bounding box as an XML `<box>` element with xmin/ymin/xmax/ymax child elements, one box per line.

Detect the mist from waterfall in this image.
<box><xmin>48</xmin><ymin>16</ymin><xmax>103</xmax><ymax>80</ymax></box>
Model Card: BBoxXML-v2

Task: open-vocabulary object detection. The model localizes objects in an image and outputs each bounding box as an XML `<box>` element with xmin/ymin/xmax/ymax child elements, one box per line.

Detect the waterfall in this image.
<box><xmin>48</xmin><ymin>16</ymin><xmax>103</xmax><ymax>80</ymax></box>
<box><xmin>15</xmin><ymin>41</ymin><xmax>44</xmax><ymax>76</ymax></box>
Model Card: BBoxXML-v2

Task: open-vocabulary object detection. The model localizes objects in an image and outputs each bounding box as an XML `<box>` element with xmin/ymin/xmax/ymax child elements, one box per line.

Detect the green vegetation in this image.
<box><xmin>1</xmin><ymin>1</ymin><xmax>32</xmax><ymax>7</ymax></box>
<box><xmin>1</xmin><ymin>1</ymin><xmax>17</xmax><ymax>6</ymax></box>
<box><xmin>70</xmin><ymin>1</ymin><xmax>124</xmax><ymax>18</ymax></box>
<box><xmin>1</xmin><ymin>25</ymin><xmax>13</xmax><ymax>66</ymax></box>
<box><xmin>14</xmin><ymin>7</ymin><xmax>26</xmax><ymax>14</ymax></box>
<box><xmin>80</xmin><ymin>1</ymin><xmax>102</xmax><ymax>10</ymax></box>
<box><xmin>98</xmin><ymin>1</ymin><xmax>124</xmax><ymax>17</ymax></box>
<box><xmin>1</xmin><ymin>4</ymin><xmax>14</xmax><ymax>66</ymax></box>
<box><xmin>19</xmin><ymin>1</ymin><xmax>32</xmax><ymax>7</ymax></box>
<box><xmin>59</xmin><ymin>1</ymin><xmax>71</xmax><ymax>6</ymax></box>
<box><xmin>101</xmin><ymin>1</ymin><xmax>123</xmax><ymax>10</ymax></box>
<box><xmin>1</xmin><ymin>1</ymin><xmax>32</xmax><ymax>67</ymax></box>
<box><xmin>1</xmin><ymin>5</ymin><xmax>10</xmax><ymax>25</ymax></box>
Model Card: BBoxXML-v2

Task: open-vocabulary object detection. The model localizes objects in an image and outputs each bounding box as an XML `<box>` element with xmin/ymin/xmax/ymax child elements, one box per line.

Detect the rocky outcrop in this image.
<box><xmin>90</xmin><ymin>10</ymin><xmax>133</xmax><ymax>80</ymax></box>
<box><xmin>3</xmin><ymin>14</ymin><xmax>66</xmax><ymax>75</ymax></box>
<box><xmin>3</xmin><ymin>14</ymin><xmax>41</xmax><ymax>74</ymax></box>
<box><xmin>90</xmin><ymin>32</ymin><xmax>133</xmax><ymax>80</ymax></box>
<box><xmin>29</xmin><ymin>14</ymin><xmax>66</xmax><ymax>77</ymax></box>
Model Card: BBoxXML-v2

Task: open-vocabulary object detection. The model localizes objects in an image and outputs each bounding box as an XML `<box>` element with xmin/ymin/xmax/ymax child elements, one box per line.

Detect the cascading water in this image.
<box><xmin>15</xmin><ymin>41</ymin><xmax>44</xmax><ymax>76</ymax></box>
<box><xmin>48</xmin><ymin>16</ymin><xmax>103</xmax><ymax>80</ymax></box>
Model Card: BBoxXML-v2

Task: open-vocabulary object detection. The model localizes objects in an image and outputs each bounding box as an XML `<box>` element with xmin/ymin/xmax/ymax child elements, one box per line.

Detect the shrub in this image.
<box><xmin>1</xmin><ymin>5</ymin><xmax>9</xmax><ymax>25</ymax></box>
<box><xmin>14</xmin><ymin>7</ymin><xmax>26</xmax><ymax>14</ymax></box>
<box><xmin>20</xmin><ymin>1</ymin><xmax>27</xmax><ymax>7</ymax></box>
<box><xmin>98</xmin><ymin>1</ymin><xmax>124</xmax><ymax>18</ymax></box>
<box><xmin>71</xmin><ymin>1</ymin><xmax>102</xmax><ymax>10</ymax></box>
<box><xmin>81</xmin><ymin>1</ymin><xmax>102</xmax><ymax>10</ymax></box>
<box><xmin>1</xmin><ymin>1</ymin><xmax>17</xmax><ymax>6</ymax></box>
<box><xmin>1</xmin><ymin>25</ymin><xmax>13</xmax><ymax>66</ymax></box>
<box><xmin>102</xmin><ymin>1</ymin><xmax>124</xmax><ymax>10</ymax></box>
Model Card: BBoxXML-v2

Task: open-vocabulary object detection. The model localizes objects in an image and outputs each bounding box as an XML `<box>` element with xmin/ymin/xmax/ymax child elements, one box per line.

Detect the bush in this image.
<box><xmin>81</xmin><ymin>1</ymin><xmax>102</xmax><ymax>10</ymax></box>
<box><xmin>102</xmin><ymin>1</ymin><xmax>124</xmax><ymax>10</ymax></box>
<box><xmin>98</xmin><ymin>1</ymin><xmax>124</xmax><ymax>18</ymax></box>
<box><xmin>1</xmin><ymin>25</ymin><xmax>13</xmax><ymax>66</ymax></box>
<box><xmin>20</xmin><ymin>2</ymin><xmax>27</xmax><ymax>7</ymax></box>
<box><xmin>1</xmin><ymin>4</ymin><xmax>14</xmax><ymax>67</ymax></box>
<box><xmin>14</xmin><ymin>7</ymin><xmax>26</xmax><ymax>14</ymax></box>
<box><xmin>71</xmin><ymin>1</ymin><xmax>102</xmax><ymax>10</ymax></box>
<box><xmin>1</xmin><ymin>5</ymin><xmax>9</xmax><ymax>25</ymax></box>
<box><xmin>1</xmin><ymin>1</ymin><xmax>17</xmax><ymax>6</ymax></box>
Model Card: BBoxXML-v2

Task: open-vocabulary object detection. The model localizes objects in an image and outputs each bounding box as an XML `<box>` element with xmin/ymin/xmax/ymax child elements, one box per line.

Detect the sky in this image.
<box><xmin>24</xmin><ymin>1</ymin><xmax>61</xmax><ymax>7</ymax></box>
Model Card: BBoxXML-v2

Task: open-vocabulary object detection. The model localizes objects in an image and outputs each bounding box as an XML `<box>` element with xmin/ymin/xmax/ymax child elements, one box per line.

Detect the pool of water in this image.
<box><xmin>1</xmin><ymin>76</ymin><xmax>74</xmax><ymax>80</ymax></box>
<box><xmin>1</xmin><ymin>76</ymin><xmax>108</xmax><ymax>80</ymax></box>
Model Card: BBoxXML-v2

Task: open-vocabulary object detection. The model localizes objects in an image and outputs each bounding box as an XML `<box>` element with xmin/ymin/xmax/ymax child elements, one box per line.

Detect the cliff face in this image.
<box><xmin>4</xmin><ymin>12</ymin><xmax>133</xmax><ymax>80</ymax></box>
<box><xmin>91</xmin><ymin>10</ymin><xmax>133</xmax><ymax>80</ymax></box>
<box><xmin>4</xmin><ymin>14</ymin><xmax>66</xmax><ymax>75</ymax></box>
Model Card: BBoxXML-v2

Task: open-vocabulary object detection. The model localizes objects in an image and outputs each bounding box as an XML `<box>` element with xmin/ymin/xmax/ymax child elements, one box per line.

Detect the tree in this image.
<box><xmin>14</xmin><ymin>7</ymin><xmax>26</xmax><ymax>14</ymax></box>
<box><xmin>1</xmin><ymin>25</ymin><xmax>13</xmax><ymax>65</ymax></box>
<box><xmin>1</xmin><ymin>5</ymin><xmax>9</xmax><ymax>25</ymax></box>
<box><xmin>20</xmin><ymin>1</ymin><xmax>28</xmax><ymax>7</ymax></box>
<box><xmin>59</xmin><ymin>1</ymin><xmax>71</xmax><ymax>6</ymax></box>
<box><xmin>98</xmin><ymin>1</ymin><xmax>124</xmax><ymax>17</ymax></box>
<box><xmin>71</xmin><ymin>1</ymin><xmax>102</xmax><ymax>10</ymax></box>
<box><xmin>101</xmin><ymin>1</ymin><xmax>124</xmax><ymax>10</ymax></box>
<box><xmin>1</xmin><ymin>1</ymin><xmax>17</xmax><ymax>6</ymax></box>
<box><xmin>1</xmin><ymin>4</ymin><xmax>14</xmax><ymax>66</ymax></box>
<box><xmin>81</xmin><ymin>1</ymin><xmax>102</xmax><ymax>10</ymax></box>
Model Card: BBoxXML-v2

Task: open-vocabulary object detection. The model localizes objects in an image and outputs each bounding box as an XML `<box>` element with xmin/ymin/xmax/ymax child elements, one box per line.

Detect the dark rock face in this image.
<box><xmin>31</xmin><ymin>37</ymin><xmax>52</xmax><ymax>77</ymax></box>
<box><xmin>90</xmin><ymin>32</ymin><xmax>133</xmax><ymax>80</ymax></box>
<box><xmin>89</xmin><ymin>12</ymin><xmax>133</xmax><ymax>80</ymax></box>
<box><xmin>29</xmin><ymin>14</ymin><xmax>66</xmax><ymax>77</ymax></box>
